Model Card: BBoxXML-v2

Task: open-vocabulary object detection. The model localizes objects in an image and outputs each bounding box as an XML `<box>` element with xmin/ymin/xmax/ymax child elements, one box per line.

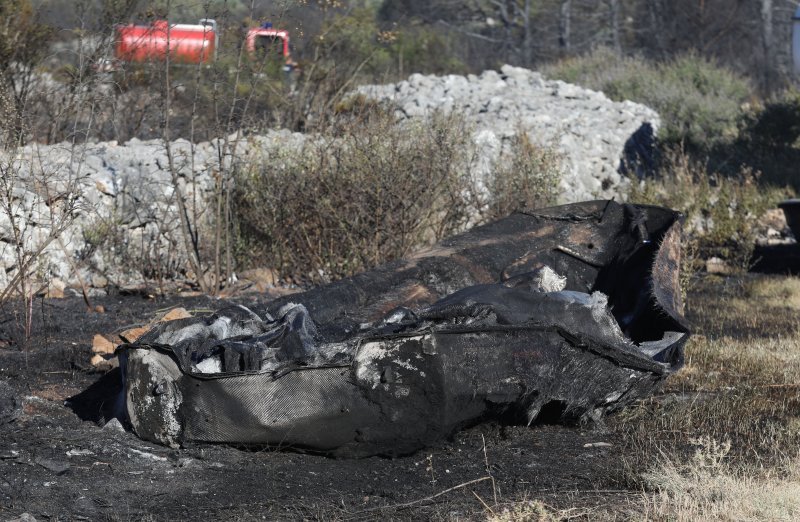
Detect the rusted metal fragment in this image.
<box><xmin>117</xmin><ymin>200</ymin><xmax>689</xmax><ymax>457</ymax></box>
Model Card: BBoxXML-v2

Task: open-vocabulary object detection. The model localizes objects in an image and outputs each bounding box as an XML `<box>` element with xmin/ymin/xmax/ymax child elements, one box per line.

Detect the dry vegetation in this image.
<box><xmin>628</xmin><ymin>147</ymin><xmax>782</xmax><ymax>273</ymax></box>
<box><xmin>234</xmin><ymin>106</ymin><xmax>562</xmax><ymax>283</ymax></box>
<box><xmin>619</xmin><ymin>276</ymin><xmax>800</xmax><ymax>521</ymax></box>
<box><xmin>487</xmin><ymin>275</ymin><xmax>800</xmax><ymax>521</ymax></box>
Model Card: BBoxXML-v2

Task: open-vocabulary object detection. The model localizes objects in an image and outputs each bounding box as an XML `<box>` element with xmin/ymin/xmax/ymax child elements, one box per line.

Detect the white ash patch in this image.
<box><xmin>533</xmin><ymin>266</ymin><xmax>567</xmax><ymax>292</ymax></box>
<box><xmin>354</xmin><ymin>341</ymin><xmax>398</xmax><ymax>389</ymax></box>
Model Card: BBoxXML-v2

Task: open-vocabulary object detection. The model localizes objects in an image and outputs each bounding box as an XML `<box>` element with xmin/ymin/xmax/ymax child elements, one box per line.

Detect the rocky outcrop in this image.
<box><xmin>357</xmin><ymin>64</ymin><xmax>660</xmax><ymax>201</ymax></box>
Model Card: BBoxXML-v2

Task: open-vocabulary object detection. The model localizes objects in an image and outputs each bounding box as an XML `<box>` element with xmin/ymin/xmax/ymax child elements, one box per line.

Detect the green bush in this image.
<box><xmin>544</xmin><ymin>49</ymin><xmax>753</xmax><ymax>149</ymax></box>
<box><xmin>740</xmin><ymin>90</ymin><xmax>800</xmax><ymax>149</ymax></box>
<box><xmin>723</xmin><ymin>89</ymin><xmax>800</xmax><ymax>189</ymax></box>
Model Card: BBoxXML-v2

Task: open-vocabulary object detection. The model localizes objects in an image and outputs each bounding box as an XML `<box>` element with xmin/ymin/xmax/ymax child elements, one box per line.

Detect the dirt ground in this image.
<box><xmin>0</xmin><ymin>274</ymin><xmax>751</xmax><ymax>521</ymax></box>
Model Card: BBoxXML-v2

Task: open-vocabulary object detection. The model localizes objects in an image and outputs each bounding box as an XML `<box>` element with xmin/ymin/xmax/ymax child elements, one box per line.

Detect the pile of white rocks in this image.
<box><xmin>357</xmin><ymin>64</ymin><xmax>660</xmax><ymax>200</ymax></box>
<box><xmin>0</xmin><ymin>66</ymin><xmax>660</xmax><ymax>293</ymax></box>
<box><xmin>0</xmin><ymin>131</ymin><xmax>304</xmax><ymax>292</ymax></box>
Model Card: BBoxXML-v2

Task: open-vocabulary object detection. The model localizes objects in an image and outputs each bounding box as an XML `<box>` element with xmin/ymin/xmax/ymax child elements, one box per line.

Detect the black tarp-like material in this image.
<box><xmin>119</xmin><ymin>200</ymin><xmax>689</xmax><ymax>457</ymax></box>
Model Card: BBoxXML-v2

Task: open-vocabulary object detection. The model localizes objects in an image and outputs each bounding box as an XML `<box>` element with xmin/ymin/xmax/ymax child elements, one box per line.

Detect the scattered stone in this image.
<box><xmin>129</xmin><ymin>448</ymin><xmax>168</xmax><ymax>462</ymax></box>
<box><xmin>66</xmin><ymin>448</ymin><xmax>95</xmax><ymax>457</ymax></box>
<box><xmin>220</xmin><ymin>267</ymin><xmax>283</xmax><ymax>297</ymax></box>
<box><xmin>0</xmin><ymin>449</ymin><xmax>20</xmax><ymax>459</ymax></box>
<box><xmin>94</xmin><ymin>308</ymin><xmax>193</xmax><ymax>369</ymax></box>
<box><xmin>159</xmin><ymin>307</ymin><xmax>193</xmax><ymax>322</ymax></box>
<box><xmin>7</xmin><ymin>513</ymin><xmax>38</xmax><ymax>522</ymax></box>
<box><xmin>178</xmin><ymin>290</ymin><xmax>205</xmax><ymax>297</ymax></box>
<box><xmin>102</xmin><ymin>418</ymin><xmax>126</xmax><ymax>433</ymax></box>
<box><xmin>120</xmin><ymin>308</ymin><xmax>192</xmax><ymax>344</ymax></box>
<box><xmin>45</xmin><ymin>279</ymin><xmax>67</xmax><ymax>299</ymax></box>
<box><xmin>239</xmin><ymin>267</ymin><xmax>280</xmax><ymax>287</ymax></box>
<box><xmin>91</xmin><ymin>333</ymin><xmax>118</xmax><ymax>370</ymax></box>
<box><xmin>120</xmin><ymin>326</ymin><xmax>150</xmax><ymax>344</ymax></box>
<box><xmin>583</xmin><ymin>442</ymin><xmax>613</xmax><ymax>448</ymax></box>
<box><xmin>90</xmin><ymin>354</ymin><xmax>119</xmax><ymax>371</ymax></box>
<box><xmin>91</xmin><ymin>274</ymin><xmax>109</xmax><ymax>288</ymax></box>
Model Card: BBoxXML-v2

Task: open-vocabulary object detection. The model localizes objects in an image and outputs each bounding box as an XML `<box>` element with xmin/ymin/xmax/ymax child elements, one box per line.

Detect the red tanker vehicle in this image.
<box><xmin>112</xmin><ymin>19</ymin><xmax>294</xmax><ymax>68</ymax></box>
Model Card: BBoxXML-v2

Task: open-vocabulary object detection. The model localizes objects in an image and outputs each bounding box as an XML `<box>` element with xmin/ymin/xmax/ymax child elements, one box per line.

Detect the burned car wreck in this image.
<box><xmin>119</xmin><ymin>200</ymin><xmax>689</xmax><ymax>457</ymax></box>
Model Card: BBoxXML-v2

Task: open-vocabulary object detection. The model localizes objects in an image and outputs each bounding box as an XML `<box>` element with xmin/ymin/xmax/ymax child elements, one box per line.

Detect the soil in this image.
<box><xmin>1</xmin><ymin>291</ymin><xmax>643</xmax><ymax>521</ymax></box>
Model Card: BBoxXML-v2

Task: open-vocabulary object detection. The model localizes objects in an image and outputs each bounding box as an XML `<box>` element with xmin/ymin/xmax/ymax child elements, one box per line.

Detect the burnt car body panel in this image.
<box><xmin>119</xmin><ymin>201</ymin><xmax>688</xmax><ymax>457</ymax></box>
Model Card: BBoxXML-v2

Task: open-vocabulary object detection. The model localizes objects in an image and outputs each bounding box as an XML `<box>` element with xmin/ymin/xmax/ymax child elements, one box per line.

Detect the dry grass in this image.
<box><xmin>609</xmin><ymin>274</ymin><xmax>800</xmax><ymax>521</ymax></box>
<box><xmin>617</xmin><ymin>275</ymin><xmax>800</xmax><ymax>459</ymax></box>
<box><xmin>743</xmin><ymin>276</ymin><xmax>800</xmax><ymax>311</ymax></box>
<box><xmin>492</xmin><ymin>274</ymin><xmax>800</xmax><ymax>521</ymax></box>
<box><xmin>642</xmin><ymin>449</ymin><xmax>800</xmax><ymax>521</ymax></box>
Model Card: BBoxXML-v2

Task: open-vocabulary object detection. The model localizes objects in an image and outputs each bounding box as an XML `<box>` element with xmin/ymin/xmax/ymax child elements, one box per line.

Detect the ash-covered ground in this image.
<box><xmin>0</xmin><ymin>291</ymin><xmax>641</xmax><ymax>521</ymax></box>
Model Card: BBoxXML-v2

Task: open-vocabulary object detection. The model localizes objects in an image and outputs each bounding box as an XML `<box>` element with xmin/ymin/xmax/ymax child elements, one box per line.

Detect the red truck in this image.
<box><xmin>111</xmin><ymin>19</ymin><xmax>295</xmax><ymax>69</ymax></box>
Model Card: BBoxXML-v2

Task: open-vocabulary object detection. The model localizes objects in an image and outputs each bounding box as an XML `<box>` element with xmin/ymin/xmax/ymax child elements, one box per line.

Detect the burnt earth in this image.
<box><xmin>1</xmin><ymin>293</ymin><xmax>635</xmax><ymax>520</ymax></box>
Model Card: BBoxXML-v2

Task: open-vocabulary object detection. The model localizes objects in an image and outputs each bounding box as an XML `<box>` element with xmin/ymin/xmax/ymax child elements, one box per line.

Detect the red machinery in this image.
<box><xmin>114</xmin><ymin>19</ymin><xmax>218</xmax><ymax>64</ymax></box>
<box><xmin>245</xmin><ymin>22</ymin><xmax>291</xmax><ymax>61</ymax></box>
<box><xmin>113</xmin><ymin>20</ymin><xmax>294</xmax><ymax>67</ymax></box>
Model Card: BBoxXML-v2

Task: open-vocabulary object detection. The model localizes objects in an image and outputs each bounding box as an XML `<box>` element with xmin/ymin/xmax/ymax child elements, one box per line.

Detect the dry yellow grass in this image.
<box><xmin>642</xmin><ymin>440</ymin><xmax>800</xmax><ymax>521</ymax></box>
<box><xmin>621</xmin><ymin>275</ymin><xmax>800</xmax><ymax>520</ymax></box>
<box><xmin>618</xmin><ymin>276</ymin><xmax>800</xmax><ymax>462</ymax></box>
<box><xmin>492</xmin><ymin>274</ymin><xmax>800</xmax><ymax>521</ymax></box>
<box><xmin>744</xmin><ymin>275</ymin><xmax>800</xmax><ymax>310</ymax></box>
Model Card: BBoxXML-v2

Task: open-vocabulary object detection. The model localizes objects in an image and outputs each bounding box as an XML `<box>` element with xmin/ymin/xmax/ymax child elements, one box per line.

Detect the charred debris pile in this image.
<box><xmin>115</xmin><ymin>201</ymin><xmax>688</xmax><ymax>457</ymax></box>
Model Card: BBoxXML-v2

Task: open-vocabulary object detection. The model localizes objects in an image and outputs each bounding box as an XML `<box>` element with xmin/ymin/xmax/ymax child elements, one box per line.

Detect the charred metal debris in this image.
<box><xmin>117</xmin><ymin>200</ymin><xmax>689</xmax><ymax>457</ymax></box>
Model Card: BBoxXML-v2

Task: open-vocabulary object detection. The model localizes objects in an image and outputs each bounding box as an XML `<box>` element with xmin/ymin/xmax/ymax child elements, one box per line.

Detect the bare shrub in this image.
<box><xmin>0</xmin><ymin>1</ymin><xmax>134</xmax><ymax>332</ymax></box>
<box><xmin>0</xmin><ymin>144</ymin><xmax>83</xmax><ymax>336</ymax></box>
<box><xmin>484</xmin><ymin>131</ymin><xmax>563</xmax><ymax>221</ymax></box>
<box><xmin>234</xmin><ymin>104</ymin><xmax>564</xmax><ymax>284</ymax></box>
<box><xmin>628</xmin><ymin>147</ymin><xmax>778</xmax><ymax>272</ymax></box>
<box><xmin>234</xmin><ymin>108</ymin><xmax>476</xmax><ymax>283</ymax></box>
